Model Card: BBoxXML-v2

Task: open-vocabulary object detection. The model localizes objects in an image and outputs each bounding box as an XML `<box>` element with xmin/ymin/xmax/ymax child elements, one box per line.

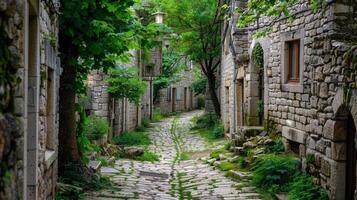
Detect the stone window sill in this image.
<box><xmin>281</xmin><ymin>83</ymin><xmax>303</xmax><ymax>93</ymax></box>
<box><xmin>45</xmin><ymin>150</ymin><xmax>57</xmax><ymax>169</ymax></box>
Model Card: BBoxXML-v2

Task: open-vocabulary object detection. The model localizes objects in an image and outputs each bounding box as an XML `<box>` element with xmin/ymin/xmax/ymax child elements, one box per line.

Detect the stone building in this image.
<box><xmin>0</xmin><ymin>0</ymin><xmax>61</xmax><ymax>199</ymax></box>
<box><xmin>156</xmin><ymin>66</ymin><xmax>199</xmax><ymax>114</ymax></box>
<box><xmin>86</xmin><ymin>50</ymin><xmax>143</xmax><ymax>138</ymax></box>
<box><xmin>86</xmin><ymin>12</ymin><xmax>164</xmax><ymax>138</ymax></box>
<box><xmin>222</xmin><ymin>0</ymin><xmax>357</xmax><ymax>199</ymax></box>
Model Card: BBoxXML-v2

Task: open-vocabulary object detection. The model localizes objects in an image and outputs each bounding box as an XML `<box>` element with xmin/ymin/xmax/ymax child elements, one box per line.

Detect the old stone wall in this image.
<box><xmin>0</xmin><ymin>0</ymin><xmax>60</xmax><ymax>199</ymax></box>
<box><xmin>0</xmin><ymin>0</ymin><xmax>26</xmax><ymax>199</ymax></box>
<box><xmin>226</xmin><ymin>0</ymin><xmax>357</xmax><ymax>199</ymax></box>
<box><xmin>87</xmin><ymin>50</ymin><xmax>141</xmax><ymax>137</ymax></box>
<box><xmin>37</xmin><ymin>1</ymin><xmax>60</xmax><ymax>199</ymax></box>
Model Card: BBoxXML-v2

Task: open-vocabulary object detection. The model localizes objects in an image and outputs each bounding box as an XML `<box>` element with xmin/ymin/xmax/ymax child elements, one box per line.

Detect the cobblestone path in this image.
<box><xmin>86</xmin><ymin>111</ymin><xmax>261</xmax><ymax>200</ymax></box>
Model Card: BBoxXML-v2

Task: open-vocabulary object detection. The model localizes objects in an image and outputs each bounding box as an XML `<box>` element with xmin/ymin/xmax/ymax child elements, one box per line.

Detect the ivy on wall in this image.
<box><xmin>0</xmin><ymin>22</ymin><xmax>19</xmax><ymax>113</ymax></box>
<box><xmin>252</xmin><ymin>43</ymin><xmax>264</xmax><ymax>69</ymax></box>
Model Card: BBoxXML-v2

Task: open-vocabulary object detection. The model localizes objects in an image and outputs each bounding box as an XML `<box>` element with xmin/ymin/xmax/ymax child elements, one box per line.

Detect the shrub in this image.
<box><xmin>224</xmin><ymin>142</ymin><xmax>232</xmax><ymax>151</ymax></box>
<box><xmin>135</xmin><ymin>150</ymin><xmax>159</xmax><ymax>162</ymax></box>
<box><xmin>212</xmin><ymin>122</ymin><xmax>224</xmax><ymax>139</ymax></box>
<box><xmin>142</xmin><ymin>117</ymin><xmax>151</xmax><ymax>128</ymax></box>
<box><xmin>252</xmin><ymin>154</ymin><xmax>300</xmax><ymax>193</ymax></box>
<box><xmin>152</xmin><ymin>110</ymin><xmax>164</xmax><ymax>122</ymax></box>
<box><xmin>197</xmin><ymin>96</ymin><xmax>205</xmax><ymax>109</ymax></box>
<box><xmin>218</xmin><ymin>161</ymin><xmax>237</xmax><ymax>171</ymax></box>
<box><xmin>82</xmin><ymin>116</ymin><xmax>109</xmax><ymax>140</ymax></box>
<box><xmin>210</xmin><ymin>148</ymin><xmax>228</xmax><ymax>159</ymax></box>
<box><xmin>267</xmin><ymin>139</ymin><xmax>285</xmax><ymax>154</ymax></box>
<box><xmin>191</xmin><ymin>112</ymin><xmax>219</xmax><ymax>129</ymax></box>
<box><xmin>288</xmin><ymin>175</ymin><xmax>328</xmax><ymax>200</ymax></box>
<box><xmin>112</xmin><ymin>131</ymin><xmax>151</xmax><ymax>146</ymax></box>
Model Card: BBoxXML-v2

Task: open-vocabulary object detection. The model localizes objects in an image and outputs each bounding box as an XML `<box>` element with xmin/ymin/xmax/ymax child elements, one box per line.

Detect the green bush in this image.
<box><xmin>135</xmin><ymin>150</ymin><xmax>159</xmax><ymax>162</ymax></box>
<box><xmin>210</xmin><ymin>148</ymin><xmax>229</xmax><ymax>159</ymax></box>
<box><xmin>152</xmin><ymin>110</ymin><xmax>164</xmax><ymax>122</ymax></box>
<box><xmin>141</xmin><ymin>117</ymin><xmax>151</xmax><ymax>128</ymax></box>
<box><xmin>192</xmin><ymin>112</ymin><xmax>219</xmax><ymax>129</ymax></box>
<box><xmin>212</xmin><ymin>122</ymin><xmax>224</xmax><ymax>139</ymax></box>
<box><xmin>252</xmin><ymin>154</ymin><xmax>300</xmax><ymax>193</ymax></box>
<box><xmin>288</xmin><ymin>175</ymin><xmax>328</xmax><ymax>200</ymax></box>
<box><xmin>217</xmin><ymin>161</ymin><xmax>237</xmax><ymax>171</ymax></box>
<box><xmin>197</xmin><ymin>96</ymin><xmax>205</xmax><ymax>109</ymax></box>
<box><xmin>82</xmin><ymin>116</ymin><xmax>109</xmax><ymax>140</ymax></box>
<box><xmin>267</xmin><ymin>139</ymin><xmax>285</xmax><ymax>154</ymax></box>
<box><xmin>112</xmin><ymin>131</ymin><xmax>151</xmax><ymax>146</ymax></box>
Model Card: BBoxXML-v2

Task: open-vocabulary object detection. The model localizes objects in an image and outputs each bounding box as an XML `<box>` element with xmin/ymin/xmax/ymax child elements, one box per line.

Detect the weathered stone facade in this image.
<box><xmin>0</xmin><ymin>0</ymin><xmax>60</xmax><ymax>199</ymax></box>
<box><xmin>86</xmin><ymin>51</ymin><xmax>141</xmax><ymax>138</ymax></box>
<box><xmin>156</xmin><ymin>68</ymin><xmax>199</xmax><ymax>114</ymax></box>
<box><xmin>222</xmin><ymin>0</ymin><xmax>357</xmax><ymax>199</ymax></box>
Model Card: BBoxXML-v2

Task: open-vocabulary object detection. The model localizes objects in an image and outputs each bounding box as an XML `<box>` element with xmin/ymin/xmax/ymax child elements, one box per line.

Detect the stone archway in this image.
<box><xmin>247</xmin><ymin>42</ymin><xmax>267</xmax><ymax>126</ymax></box>
<box><xmin>332</xmin><ymin>107</ymin><xmax>357</xmax><ymax>200</ymax></box>
<box><xmin>330</xmin><ymin>89</ymin><xmax>357</xmax><ymax>199</ymax></box>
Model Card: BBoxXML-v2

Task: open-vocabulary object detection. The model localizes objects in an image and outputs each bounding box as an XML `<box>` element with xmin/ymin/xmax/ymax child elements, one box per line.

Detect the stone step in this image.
<box><xmin>88</xmin><ymin>160</ymin><xmax>102</xmax><ymax>173</ymax></box>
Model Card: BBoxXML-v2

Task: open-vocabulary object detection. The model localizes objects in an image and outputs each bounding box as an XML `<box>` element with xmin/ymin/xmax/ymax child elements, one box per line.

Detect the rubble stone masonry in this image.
<box><xmin>223</xmin><ymin>0</ymin><xmax>357</xmax><ymax>199</ymax></box>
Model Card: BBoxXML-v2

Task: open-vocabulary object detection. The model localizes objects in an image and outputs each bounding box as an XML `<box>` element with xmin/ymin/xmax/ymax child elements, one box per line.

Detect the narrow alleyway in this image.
<box><xmin>85</xmin><ymin>111</ymin><xmax>261</xmax><ymax>200</ymax></box>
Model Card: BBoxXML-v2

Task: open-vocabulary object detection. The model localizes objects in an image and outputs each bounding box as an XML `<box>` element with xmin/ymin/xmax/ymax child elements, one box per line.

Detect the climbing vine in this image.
<box><xmin>0</xmin><ymin>25</ymin><xmax>19</xmax><ymax>113</ymax></box>
<box><xmin>252</xmin><ymin>43</ymin><xmax>264</xmax><ymax>68</ymax></box>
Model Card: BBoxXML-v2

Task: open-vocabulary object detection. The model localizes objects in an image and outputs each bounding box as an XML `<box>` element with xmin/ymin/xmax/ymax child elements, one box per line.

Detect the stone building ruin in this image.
<box><xmin>221</xmin><ymin>0</ymin><xmax>357</xmax><ymax>199</ymax></box>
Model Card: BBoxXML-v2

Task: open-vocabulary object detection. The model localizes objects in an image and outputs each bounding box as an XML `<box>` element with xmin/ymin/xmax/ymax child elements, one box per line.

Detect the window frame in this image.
<box><xmin>280</xmin><ymin>29</ymin><xmax>305</xmax><ymax>93</ymax></box>
<box><xmin>287</xmin><ymin>40</ymin><xmax>300</xmax><ymax>82</ymax></box>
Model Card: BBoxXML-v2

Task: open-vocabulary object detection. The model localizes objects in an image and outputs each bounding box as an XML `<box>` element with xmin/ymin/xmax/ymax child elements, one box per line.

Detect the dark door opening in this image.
<box><xmin>172</xmin><ymin>88</ymin><xmax>176</xmax><ymax>112</ymax></box>
<box><xmin>346</xmin><ymin>114</ymin><xmax>356</xmax><ymax>200</ymax></box>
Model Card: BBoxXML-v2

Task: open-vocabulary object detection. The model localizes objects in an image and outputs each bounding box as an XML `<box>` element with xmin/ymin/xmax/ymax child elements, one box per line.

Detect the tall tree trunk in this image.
<box><xmin>206</xmin><ymin>70</ymin><xmax>221</xmax><ymax>116</ymax></box>
<box><xmin>58</xmin><ymin>34</ymin><xmax>80</xmax><ymax>174</ymax></box>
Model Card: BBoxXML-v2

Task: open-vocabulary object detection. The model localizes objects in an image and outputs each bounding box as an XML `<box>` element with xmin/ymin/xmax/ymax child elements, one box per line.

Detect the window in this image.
<box><xmin>287</xmin><ymin>40</ymin><xmax>300</xmax><ymax>82</ymax></box>
<box><xmin>176</xmin><ymin>88</ymin><xmax>181</xmax><ymax>101</ymax></box>
<box><xmin>281</xmin><ymin>29</ymin><xmax>304</xmax><ymax>93</ymax></box>
<box><xmin>167</xmin><ymin>87</ymin><xmax>171</xmax><ymax>102</ymax></box>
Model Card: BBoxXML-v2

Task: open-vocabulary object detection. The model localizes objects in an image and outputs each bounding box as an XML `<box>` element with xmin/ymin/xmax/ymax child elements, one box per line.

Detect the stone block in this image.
<box><xmin>323</xmin><ymin>119</ymin><xmax>346</xmax><ymax>142</ymax></box>
<box><xmin>321</xmin><ymin>159</ymin><xmax>331</xmax><ymax>177</ymax></box>
<box><xmin>331</xmin><ymin>142</ymin><xmax>346</xmax><ymax>161</ymax></box>
<box><xmin>282</xmin><ymin>126</ymin><xmax>307</xmax><ymax>144</ymax></box>
<box><xmin>329</xmin><ymin>160</ymin><xmax>346</xmax><ymax>200</ymax></box>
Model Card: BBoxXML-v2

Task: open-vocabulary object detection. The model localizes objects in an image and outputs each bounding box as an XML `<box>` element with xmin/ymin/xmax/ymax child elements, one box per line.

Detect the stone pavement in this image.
<box><xmin>85</xmin><ymin>111</ymin><xmax>262</xmax><ymax>200</ymax></box>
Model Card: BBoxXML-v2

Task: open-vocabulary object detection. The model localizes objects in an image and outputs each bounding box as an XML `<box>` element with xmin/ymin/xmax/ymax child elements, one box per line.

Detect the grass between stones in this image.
<box><xmin>112</xmin><ymin>131</ymin><xmax>151</xmax><ymax>146</ymax></box>
<box><xmin>134</xmin><ymin>149</ymin><xmax>159</xmax><ymax>162</ymax></box>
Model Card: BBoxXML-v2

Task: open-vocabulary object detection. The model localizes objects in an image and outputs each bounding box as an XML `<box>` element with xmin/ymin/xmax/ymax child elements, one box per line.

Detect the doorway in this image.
<box><xmin>236</xmin><ymin>79</ymin><xmax>244</xmax><ymax>127</ymax></box>
<box><xmin>346</xmin><ymin>114</ymin><xmax>356</xmax><ymax>200</ymax></box>
<box><xmin>172</xmin><ymin>88</ymin><xmax>176</xmax><ymax>112</ymax></box>
<box><xmin>184</xmin><ymin>87</ymin><xmax>187</xmax><ymax>110</ymax></box>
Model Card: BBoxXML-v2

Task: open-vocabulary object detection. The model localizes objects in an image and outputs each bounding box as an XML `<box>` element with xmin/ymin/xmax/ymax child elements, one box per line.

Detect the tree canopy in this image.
<box><xmin>148</xmin><ymin>0</ymin><xmax>227</xmax><ymax>116</ymax></box>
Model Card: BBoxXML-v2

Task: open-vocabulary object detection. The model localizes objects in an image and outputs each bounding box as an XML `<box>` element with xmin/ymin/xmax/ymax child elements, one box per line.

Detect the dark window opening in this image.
<box><xmin>287</xmin><ymin>40</ymin><xmax>300</xmax><ymax>82</ymax></box>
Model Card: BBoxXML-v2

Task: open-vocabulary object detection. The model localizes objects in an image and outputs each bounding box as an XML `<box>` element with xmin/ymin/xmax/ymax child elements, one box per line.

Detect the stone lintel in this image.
<box><xmin>282</xmin><ymin>126</ymin><xmax>307</xmax><ymax>144</ymax></box>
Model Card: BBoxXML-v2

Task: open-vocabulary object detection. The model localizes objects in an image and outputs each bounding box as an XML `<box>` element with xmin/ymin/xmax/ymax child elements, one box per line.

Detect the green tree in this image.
<box><xmin>58</xmin><ymin>0</ymin><xmax>143</xmax><ymax>171</ymax></box>
<box><xmin>106</xmin><ymin>67</ymin><xmax>147</xmax><ymax>105</ymax></box>
<box><xmin>153</xmin><ymin>47</ymin><xmax>186</xmax><ymax>102</ymax></box>
<box><xmin>149</xmin><ymin>0</ymin><xmax>227</xmax><ymax>116</ymax></box>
